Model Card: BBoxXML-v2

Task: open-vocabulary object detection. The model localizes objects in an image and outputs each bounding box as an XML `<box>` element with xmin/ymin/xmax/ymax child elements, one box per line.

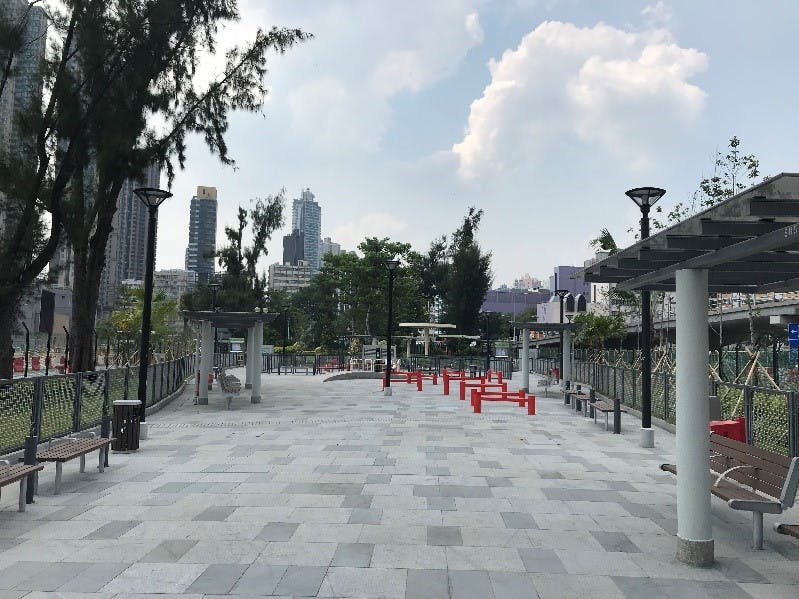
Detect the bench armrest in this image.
<box><xmin>715</xmin><ymin>464</ymin><xmax>757</xmax><ymax>487</ymax></box>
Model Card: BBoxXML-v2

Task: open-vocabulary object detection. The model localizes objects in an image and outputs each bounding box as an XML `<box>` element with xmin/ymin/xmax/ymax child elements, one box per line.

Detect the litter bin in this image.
<box><xmin>112</xmin><ymin>399</ymin><xmax>141</xmax><ymax>452</ymax></box>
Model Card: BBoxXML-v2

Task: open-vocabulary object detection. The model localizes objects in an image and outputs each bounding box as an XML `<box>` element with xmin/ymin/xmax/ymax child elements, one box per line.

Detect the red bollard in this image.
<box><xmin>432</xmin><ymin>372</ymin><xmax>438</xmax><ymax>385</ymax></box>
<box><xmin>496</xmin><ymin>371</ymin><xmax>503</xmax><ymax>384</ymax></box>
<box><xmin>517</xmin><ymin>390</ymin><xmax>526</xmax><ymax>407</ymax></box>
<box><xmin>459</xmin><ymin>380</ymin><xmax>466</xmax><ymax>401</ymax></box>
<box><xmin>527</xmin><ymin>395</ymin><xmax>536</xmax><ymax>415</ymax></box>
<box><xmin>473</xmin><ymin>393</ymin><xmax>481</xmax><ymax>414</ymax></box>
<box><xmin>443</xmin><ymin>375</ymin><xmax>450</xmax><ymax>395</ymax></box>
<box><xmin>417</xmin><ymin>374</ymin><xmax>423</xmax><ymax>391</ymax></box>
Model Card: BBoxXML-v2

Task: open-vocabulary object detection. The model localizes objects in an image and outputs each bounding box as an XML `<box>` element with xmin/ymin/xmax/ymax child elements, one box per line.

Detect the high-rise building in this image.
<box><xmin>154</xmin><ymin>269</ymin><xmax>198</xmax><ymax>303</ymax></box>
<box><xmin>98</xmin><ymin>164</ymin><xmax>161</xmax><ymax>312</ymax></box>
<box><xmin>185</xmin><ymin>186</ymin><xmax>218</xmax><ymax>284</ymax></box>
<box><xmin>0</xmin><ymin>1</ymin><xmax>47</xmax><ymax>238</ymax></box>
<box><xmin>291</xmin><ymin>188</ymin><xmax>321</xmax><ymax>272</ymax></box>
<box><xmin>282</xmin><ymin>229</ymin><xmax>305</xmax><ymax>265</ymax></box>
<box><xmin>321</xmin><ymin>237</ymin><xmax>341</xmax><ymax>258</ymax></box>
<box><xmin>268</xmin><ymin>261</ymin><xmax>314</xmax><ymax>294</ymax></box>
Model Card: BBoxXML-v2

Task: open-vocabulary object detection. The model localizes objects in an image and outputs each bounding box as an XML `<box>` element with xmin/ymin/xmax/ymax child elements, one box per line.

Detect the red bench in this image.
<box><xmin>442</xmin><ymin>371</ymin><xmax>469</xmax><ymax>395</ymax></box>
<box><xmin>470</xmin><ymin>389</ymin><xmax>536</xmax><ymax>415</ymax></box>
<box><xmin>485</xmin><ymin>369</ymin><xmax>504</xmax><ymax>384</ymax></box>
<box><xmin>381</xmin><ymin>372</ymin><xmax>423</xmax><ymax>391</ymax></box>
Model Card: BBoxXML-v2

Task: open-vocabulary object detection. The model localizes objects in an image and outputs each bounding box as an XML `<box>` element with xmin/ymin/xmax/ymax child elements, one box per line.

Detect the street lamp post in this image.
<box><xmin>384</xmin><ymin>259</ymin><xmax>400</xmax><ymax>396</ymax></box>
<box><xmin>626</xmin><ymin>186</ymin><xmax>666</xmax><ymax>448</ymax></box>
<box><xmin>133</xmin><ymin>187</ymin><xmax>173</xmax><ymax>439</ymax></box>
<box><xmin>555</xmin><ymin>290</ymin><xmax>569</xmax><ymax>384</ymax></box>
<box><xmin>209</xmin><ymin>282</ymin><xmax>220</xmax><ymax>363</ymax></box>
<box><xmin>482</xmin><ymin>311</ymin><xmax>494</xmax><ymax>373</ymax></box>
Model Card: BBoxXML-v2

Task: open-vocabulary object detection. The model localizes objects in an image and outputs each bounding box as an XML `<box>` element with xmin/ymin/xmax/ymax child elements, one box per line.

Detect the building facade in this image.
<box><xmin>154</xmin><ymin>269</ymin><xmax>198</xmax><ymax>304</ymax></box>
<box><xmin>185</xmin><ymin>186</ymin><xmax>218</xmax><ymax>284</ymax></box>
<box><xmin>291</xmin><ymin>188</ymin><xmax>321</xmax><ymax>272</ymax></box>
<box><xmin>321</xmin><ymin>237</ymin><xmax>341</xmax><ymax>258</ymax></box>
<box><xmin>282</xmin><ymin>229</ymin><xmax>305</xmax><ymax>265</ymax></box>
<box><xmin>268</xmin><ymin>261</ymin><xmax>313</xmax><ymax>294</ymax></box>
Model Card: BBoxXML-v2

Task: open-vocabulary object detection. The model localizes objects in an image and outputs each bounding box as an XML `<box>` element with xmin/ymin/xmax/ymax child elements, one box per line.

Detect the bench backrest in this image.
<box><xmin>709</xmin><ymin>434</ymin><xmax>797</xmax><ymax>505</ymax></box>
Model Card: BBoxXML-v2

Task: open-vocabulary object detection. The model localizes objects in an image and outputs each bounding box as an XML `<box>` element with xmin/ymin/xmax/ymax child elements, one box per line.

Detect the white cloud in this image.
<box><xmin>642</xmin><ymin>1</ymin><xmax>674</xmax><ymax>27</ymax></box>
<box><xmin>332</xmin><ymin>212</ymin><xmax>409</xmax><ymax>252</ymax></box>
<box><xmin>465</xmin><ymin>12</ymin><xmax>484</xmax><ymax>44</ymax></box>
<box><xmin>452</xmin><ymin>21</ymin><xmax>708</xmax><ymax>177</ymax></box>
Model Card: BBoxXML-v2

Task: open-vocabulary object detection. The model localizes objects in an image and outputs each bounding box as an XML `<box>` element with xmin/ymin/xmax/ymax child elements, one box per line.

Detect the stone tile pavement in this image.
<box><xmin>1</xmin><ymin>369</ymin><xmax>799</xmax><ymax>598</ymax></box>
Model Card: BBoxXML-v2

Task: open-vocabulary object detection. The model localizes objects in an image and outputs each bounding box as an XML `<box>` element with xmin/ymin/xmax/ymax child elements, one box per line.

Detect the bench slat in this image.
<box><xmin>775</xmin><ymin>523</ymin><xmax>799</xmax><ymax>539</ymax></box>
<box><xmin>0</xmin><ymin>464</ymin><xmax>44</xmax><ymax>486</ymax></box>
<box><xmin>38</xmin><ymin>438</ymin><xmax>113</xmax><ymax>462</ymax></box>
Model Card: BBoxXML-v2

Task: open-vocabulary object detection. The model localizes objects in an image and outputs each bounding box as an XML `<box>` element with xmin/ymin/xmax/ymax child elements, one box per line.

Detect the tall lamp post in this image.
<box><xmin>555</xmin><ymin>290</ymin><xmax>569</xmax><ymax>383</ymax></box>
<box><xmin>133</xmin><ymin>187</ymin><xmax>173</xmax><ymax>439</ymax></box>
<box><xmin>209</xmin><ymin>282</ymin><xmax>220</xmax><ymax>362</ymax></box>
<box><xmin>482</xmin><ymin>311</ymin><xmax>494</xmax><ymax>373</ymax></box>
<box><xmin>383</xmin><ymin>259</ymin><xmax>400</xmax><ymax>396</ymax></box>
<box><xmin>626</xmin><ymin>186</ymin><xmax>665</xmax><ymax>448</ymax></box>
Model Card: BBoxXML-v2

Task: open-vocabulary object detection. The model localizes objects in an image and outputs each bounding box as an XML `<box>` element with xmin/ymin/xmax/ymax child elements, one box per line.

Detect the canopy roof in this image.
<box><xmin>182</xmin><ymin>310</ymin><xmax>277</xmax><ymax>328</ymax></box>
<box><xmin>398</xmin><ymin>323</ymin><xmax>456</xmax><ymax>329</ymax></box>
<box><xmin>582</xmin><ymin>173</ymin><xmax>799</xmax><ymax>292</ymax></box>
<box><xmin>514</xmin><ymin>322</ymin><xmax>581</xmax><ymax>332</ymax></box>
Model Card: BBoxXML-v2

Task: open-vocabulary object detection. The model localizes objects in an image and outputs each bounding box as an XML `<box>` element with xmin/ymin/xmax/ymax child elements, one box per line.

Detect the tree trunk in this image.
<box><xmin>0</xmin><ymin>293</ymin><xmax>20</xmax><ymax>380</ymax></box>
<box><xmin>68</xmin><ymin>241</ymin><xmax>105</xmax><ymax>373</ymax></box>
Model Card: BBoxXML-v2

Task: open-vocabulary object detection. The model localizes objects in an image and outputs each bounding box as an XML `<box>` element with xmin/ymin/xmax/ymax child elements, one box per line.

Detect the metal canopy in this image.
<box><xmin>582</xmin><ymin>173</ymin><xmax>799</xmax><ymax>292</ymax></box>
<box><xmin>182</xmin><ymin>310</ymin><xmax>277</xmax><ymax>328</ymax></box>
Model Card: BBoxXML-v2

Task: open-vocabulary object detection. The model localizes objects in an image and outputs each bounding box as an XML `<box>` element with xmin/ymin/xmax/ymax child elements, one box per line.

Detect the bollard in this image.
<box><xmin>444</xmin><ymin>375</ymin><xmax>450</xmax><ymax>395</ymax></box>
<box><xmin>517</xmin><ymin>390</ymin><xmax>526</xmax><ymax>407</ymax></box>
<box><xmin>471</xmin><ymin>388</ymin><xmax>478</xmax><ymax>407</ymax></box>
<box><xmin>432</xmin><ymin>372</ymin><xmax>438</xmax><ymax>385</ymax></box>
<box><xmin>459</xmin><ymin>380</ymin><xmax>466</xmax><ymax>401</ymax></box>
<box><xmin>496</xmin><ymin>371</ymin><xmax>503</xmax><ymax>384</ymax></box>
<box><xmin>589</xmin><ymin>388</ymin><xmax>596</xmax><ymax>419</ymax></box>
<box><xmin>416</xmin><ymin>374</ymin><xmax>423</xmax><ymax>391</ymax></box>
<box><xmin>474</xmin><ymin>394</ymin><xmax>481</xmax><ymax>414</ymax></box>
<box><xmin>527</xmin><ymin>395</ymin><xmax>536</xmax><ymax>415</ymax></box>
<box><xmin>613</xmin><ymin>396</ymin><xmax>621</xmax><ymax>434</ymax></box>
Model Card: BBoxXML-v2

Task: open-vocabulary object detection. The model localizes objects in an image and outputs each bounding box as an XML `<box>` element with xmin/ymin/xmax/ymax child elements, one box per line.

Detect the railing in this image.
<box><xmin>407</xmin><ymin>356</ymin><xmax>513</xmax><ymax>380</ymax></box>
<box><xmin>530</xmin><ymin>357</ymin><xmax>798</xmax><ymax>457</ymax></box>
<box><xmin>0</xmin><ymin>355</ymin><xmax>196</xmax><ymax>457</ymax></box>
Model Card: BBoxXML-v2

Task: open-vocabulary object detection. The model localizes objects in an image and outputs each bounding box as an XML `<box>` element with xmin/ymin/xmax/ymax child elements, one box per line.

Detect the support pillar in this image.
<box><xmin>521</xmin><ymin>327</ymin><xmax>530</xmax><ymax>392</ymax></box>
<box><xmin>245</xmin><ymin>327</ymin><xmax>253</xmax><ymax>389</ymax></box>
<box><xmin>424</xmin><ymin>328</ymin><xmax>430</xmax><ymax>356</ymax></box>
<box><xmin>198</xmin><ymin>320</ymin><xmax>212</xmax><ymax>405</ymax></box>
<box><xmin>251</xmin><ymin>324</ymin><xmax>262</xmax><ymax>403</ymax></box>
<box><xmin>406</xmin><ymin>338</ymin><xmax>412</xmax><ymax>358</ymax></box>
<box><xmin>675</xmin><ymin>268</ymin><xmax>714</xmax><ymax>567</ymax></box>
<box><xmin>561</xmin><ymin>329</ymin><xmax>572</xmax><ymax>389</ymax></box>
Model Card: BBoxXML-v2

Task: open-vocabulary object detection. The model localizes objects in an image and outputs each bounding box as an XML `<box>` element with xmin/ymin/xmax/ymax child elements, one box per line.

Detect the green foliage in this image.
<box><xmin>589</xmin><ymin>228</ymin><xmax>619</xmax><ymax>254</ymax></box>
<box><xmin>573</xmin><ymin>312</ymin><xmax>625</xmax><ymax>349</ymax></box>
<box><xmin>97</xmin><ymin>285</ymin><xmax>178</xmax><ymax>352</ymax></box>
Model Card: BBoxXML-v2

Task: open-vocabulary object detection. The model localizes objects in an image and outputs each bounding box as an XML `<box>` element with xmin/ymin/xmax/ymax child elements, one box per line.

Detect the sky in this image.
<box><xmin>154</xmin><ymin>0</ymin><xmax>799</xmax><ymax>288</ymax></box>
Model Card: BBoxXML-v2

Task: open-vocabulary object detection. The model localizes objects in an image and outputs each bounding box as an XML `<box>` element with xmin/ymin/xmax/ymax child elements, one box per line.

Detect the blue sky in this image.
<box><xmin>155</xmin><ymin>0</ymin><xmax>799</xmax><ymax>287</ymax></box>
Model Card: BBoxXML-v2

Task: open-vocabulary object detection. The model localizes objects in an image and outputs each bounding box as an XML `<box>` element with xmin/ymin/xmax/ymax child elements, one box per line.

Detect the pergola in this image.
<box><xmin>398</xmin><ymin>322</ymin><xmax>456</xmax><ymax>356</ymax></box>
<box><xmin>515</xmin><ymin>322</ymin><xmax>582</xmax><ymax>393</ymax></box>
<box><xmin>182</xmin><ymin>310</ymin><xmax>277</xmax><ymax>405</ymax></box>
<box><xmin>581</xmin><ymin>172</ymin><xmax>799</xmax><ymax>566</ymax></box>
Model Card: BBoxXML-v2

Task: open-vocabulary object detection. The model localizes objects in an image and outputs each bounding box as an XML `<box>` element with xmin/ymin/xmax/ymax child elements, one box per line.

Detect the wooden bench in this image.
<box><xmin>219</xmin><ymin>368</ymin><xmax>242</xmax><ymax>408</ymax></box>
<box><xmin>0</xmin><ymin>462</ymin><xmax>44</xmax><ymax>512</ymax></box>
<box><xmin>660</xmin><ymin>434</ymin><xmax>799</xmax><ymax>549</ymax></box>
<box><xmin>37</xmin><ymin>435</ymin><xmax>113</xmax><ymax>495</ymax></box>
<box><xmin>589</xmin><ymin>398</ymin><xmax>627</xmax><ymax>430</ymax></box>
<box><xmin>774</xmin><ymin>523</ymin><xmax>799</xmax><ymax>541</ymax></box>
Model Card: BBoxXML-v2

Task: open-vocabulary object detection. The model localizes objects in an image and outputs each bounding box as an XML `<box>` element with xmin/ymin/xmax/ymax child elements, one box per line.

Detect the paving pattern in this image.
<box><xmin>1</xmin><ymin>370</ymin><xmax>799</xmax><ymax>598</ymax></box>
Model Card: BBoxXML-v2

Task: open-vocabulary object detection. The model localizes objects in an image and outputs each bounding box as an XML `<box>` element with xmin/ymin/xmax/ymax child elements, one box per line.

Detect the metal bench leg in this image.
<box><xmin>54</xmin><ymin>462</ymin><xmax>62</xmax><ymax>495</ymax></box>
<box><xmin>753</xmin><ymin>512</ymin><xmax>764</xmax><ymax>549</ymax></box>
<box><xmin>605</xmin><ymin>413</ymin><xmax>609</xmax><ymax>431</ymax></box>
<box><xmin>98</xmin><ymin>448</ymin><xmax>105</xmax><ymax>473</ymax></box>
<box><xmin>80</xmin><ymin>454</ymin><xmax>86</xmax><ymax>473</ymax></box>
<box><xmin>18</xmin><ymin>477</ymin><xmax>26</xmax><ymax>512</ymax></box>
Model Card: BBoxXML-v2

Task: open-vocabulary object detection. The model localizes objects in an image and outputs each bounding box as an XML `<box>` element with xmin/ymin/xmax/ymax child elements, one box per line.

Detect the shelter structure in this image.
<box><xmin>182</xmin><ymin>310</ymin><xmax>276</xmax><ymax>404</ymax></box>
<box><xmin>514</xmin><ymin>322</ymin><xmax>581</xmax><ymax>393</ymax></box>
<box><xmin>398</xmin><ymin>322</ymin><xmax>456</xmax><ymax>356</ymax></box>
<box><xmin>581</xmin><ymin>173</ymin><xmax>799</xmax><ymax>566</ymax></box>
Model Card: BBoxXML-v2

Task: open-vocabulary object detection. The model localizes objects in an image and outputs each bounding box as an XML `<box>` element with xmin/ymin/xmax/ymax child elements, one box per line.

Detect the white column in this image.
<box><xmin>521</xmin><ymin>327</ymin><xmax>530</xmax><ymax>392</ymax></box>
<box><xmin>424</xmin><ymin>328</ymin><xmax>430</xmax><ymax>356</ymax></box>
<box><xmin>406</xmin><ymin>338</ymin><xmax>412</xmax><ymax>357</ymax></box>
<box><xmin>561</xmin><ymin>329</ymin><xmax>572</xmax><ymax>389</ymax></box>
<box><xmin>198</xmin><ymin>320</ymin><xmax>212</xmax><ymax>405</ymax></box>
<box><xmin>675</xmin><ymin>268</ymin><xmax>714</xmax><ymax>566</ymax></box>
<box><xmin>251</xmin><ymin>323</ymin><xmax>262</xmax><ymax>403</ymax></box>
<box><xmin>245</xmin><ymin>327</ymin><xmax>253</xmax><ymax>389</ymax></box>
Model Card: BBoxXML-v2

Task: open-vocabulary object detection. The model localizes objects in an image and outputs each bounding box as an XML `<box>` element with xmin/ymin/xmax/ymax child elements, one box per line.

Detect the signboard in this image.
<box><xmin>790</xmin><ymin>325</ymin><xmax>799</xmax><ymax>363</ymax></box>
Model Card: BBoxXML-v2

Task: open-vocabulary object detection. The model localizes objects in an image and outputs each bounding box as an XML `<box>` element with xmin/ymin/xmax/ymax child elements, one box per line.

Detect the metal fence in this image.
<box><xmin>530</xmin><ymin>357</ymin><xmax>798</xmax><ymax>457</ymax></box>
<box><xmin>0</xmin><ymin>355</ymin><xmax>195</xmax><ymax>457</ymax></box>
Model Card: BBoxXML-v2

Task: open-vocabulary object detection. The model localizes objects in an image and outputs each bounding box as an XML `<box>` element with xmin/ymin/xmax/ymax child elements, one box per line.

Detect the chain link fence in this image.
<box><xmin>0</xmin><ymin>355</ymin><xmax>195</xmax><ymax>457</ymax></box>
<box><xmin>531</xmin><ymin>356</ymin><xmax>798</xmax><ymax>457</ymax></box>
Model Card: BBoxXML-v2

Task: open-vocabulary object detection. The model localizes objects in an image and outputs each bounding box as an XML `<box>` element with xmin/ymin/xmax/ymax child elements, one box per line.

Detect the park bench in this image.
<box><xmin>588</xmin><ymin>396</ymin><xmax>627</xmax><ymax>431</ymax></box>
<box><xmin>660</xmin><ymin>434</ymin><xmax>799</xmax><ymax>549</ymax></box>
<box><xmin>774</xmin><ymin>523</ymin><xmax>799</xmax><ymax>541</ymax></box>
<box><xmin>470</xmin><ymin>389</ymin><xmax>536</xmax><ymax>415</ymax></box>
<box><xmin>37</xmin><ymin>434</ymin><xmax>113</xmax><ymax>495</ymax></box>
<box><xmin>0</xmin><ymin>462</ymin><xmax>43</xmax><ymax>512</ymax></box>
<box><xmin>458</xmin><ymin>380</ymin><xmax>507</xmax><ymax>401</ymax></box>
<box><xmin>219</xmin><ymin>368</ymin><xmax>242</xmax><ymax>408</ymax></box>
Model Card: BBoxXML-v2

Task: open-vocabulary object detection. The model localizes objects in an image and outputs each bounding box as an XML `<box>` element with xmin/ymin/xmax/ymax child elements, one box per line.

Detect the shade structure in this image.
<box><xmin>582</xmin><ymin>173</ymin><xmax>799</xmax><ymax>292</ymax></box>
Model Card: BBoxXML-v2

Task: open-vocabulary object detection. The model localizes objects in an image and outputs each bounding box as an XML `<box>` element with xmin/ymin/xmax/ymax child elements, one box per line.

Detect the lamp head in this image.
<box><xmin>625</xmin><ymin>187</ymin><xmax>666</xmax><ymax>209</ymax></box>
<box><xmin>384</xmin><ymin>259</ymin><xmax>400</xmax><ymax>272</ymax></box>
<box><xmin>555</xmin><ymin>289</ymin><xmax>570</xmax><ymax>298</ymax></box>
<box><xmin>133</xmin><ymin>187</ymin><xmax>172</xmax><ymax>208</ymax></box>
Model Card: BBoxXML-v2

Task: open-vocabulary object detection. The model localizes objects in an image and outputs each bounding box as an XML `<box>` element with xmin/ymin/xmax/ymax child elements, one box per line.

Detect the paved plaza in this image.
<box><xmin>1</xmin><ymin>371</ymin><xmax>799</xmax><ymax>598</ymax></box>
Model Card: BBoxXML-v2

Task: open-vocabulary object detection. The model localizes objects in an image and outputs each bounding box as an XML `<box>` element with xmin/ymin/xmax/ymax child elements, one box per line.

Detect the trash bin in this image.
<box><xmin>112</xmin><ymin>399</ymin><xmax>141</xmax><ymax>452</ymax></box>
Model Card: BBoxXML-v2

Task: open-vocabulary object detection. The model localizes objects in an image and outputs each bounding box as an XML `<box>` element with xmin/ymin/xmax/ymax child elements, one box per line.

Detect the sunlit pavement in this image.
<box><xmin>1</xmin><ymin>369</ymin><xmax>798</xmax><ymax>598</ymax></box>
